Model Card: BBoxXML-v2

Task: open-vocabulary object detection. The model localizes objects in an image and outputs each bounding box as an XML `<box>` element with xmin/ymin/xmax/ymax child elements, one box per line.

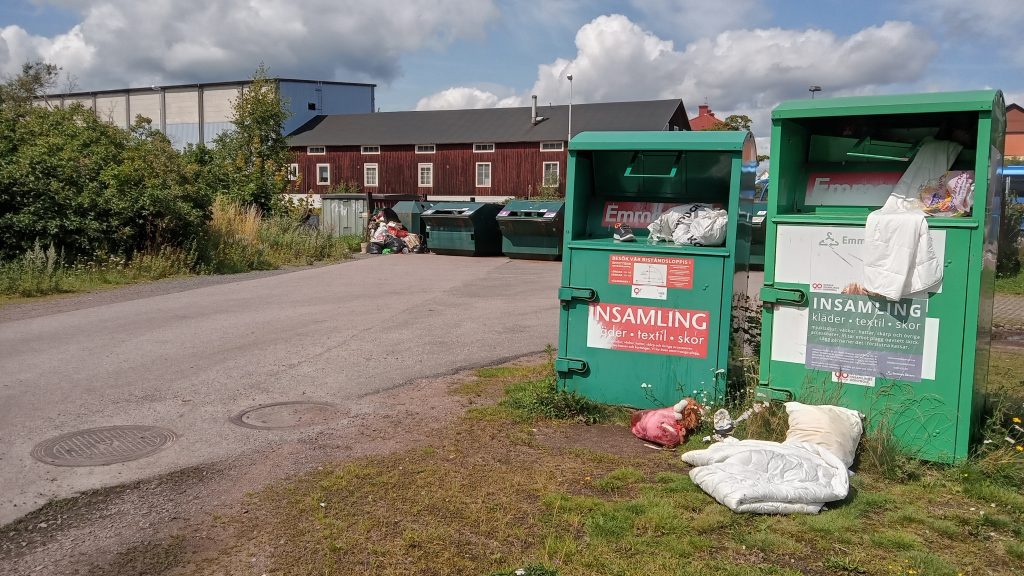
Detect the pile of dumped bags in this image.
<box><xmin>647</xmin><ymin>203</ymin><xmax>729</xmax><ymax>246</ymax></box>
<box><xmin>367</xmin><ymin>208</ymin><xmax>426</xmax><ymax>255</ymax></box>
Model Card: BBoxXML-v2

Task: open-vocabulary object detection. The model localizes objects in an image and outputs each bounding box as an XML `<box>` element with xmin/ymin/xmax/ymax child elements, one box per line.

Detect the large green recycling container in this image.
<box><xmin>757</xmin><ymin>90</ymin><xmax>1005</xmax><ymax>463</ymax></box>
<box><xmin>496</xmin><ymin>200</ymin><xmax>565</xmax><ymax>260</ymax></box>
<box><xmin>556</xmin><ymin>131</ymin><xmax>756</xmax><ymax>408</ymax></box>
<box><xmin>421</xmin><ymin>202</ymin><xmax>504</xmax><ymax>256</ymax></box>
<box><xmin>392</xmin><ymin>200</ymin><xmax>434</xmax><ymax>237</ymax></box>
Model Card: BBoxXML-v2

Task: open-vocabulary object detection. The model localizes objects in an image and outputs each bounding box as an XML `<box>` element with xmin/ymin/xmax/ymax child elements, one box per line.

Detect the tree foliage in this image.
<box><xmin>201</xmin><ymin>64</ymin><xmax>291</xmax><ymax>213</ymax></box>
<box><xmin>707</xmin><ymin>114</ymin><xmax>753</xmax><ymax>132</ymax></box>
<box><xmin>0</xmin><ymin>62</ymin><xmax>210</xmax><ymax>261</ymax></box>
<box><xmin>0</xmin><ymin>61</ymin><xmax>58</xmax><ymax>112</ymax></box>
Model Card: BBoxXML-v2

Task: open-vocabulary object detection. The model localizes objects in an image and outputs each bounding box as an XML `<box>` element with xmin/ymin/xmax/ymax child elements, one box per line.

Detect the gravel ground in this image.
<box><xmin>0</xmin><ymin>354</ymin><xmax>546</xmax><ymax>576</ymax></box>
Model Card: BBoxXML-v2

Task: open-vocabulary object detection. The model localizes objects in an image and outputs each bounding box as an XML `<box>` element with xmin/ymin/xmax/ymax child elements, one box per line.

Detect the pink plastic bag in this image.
<box><xmin>630</xmin><ymin>398</ymin><xmax>703</xmax><ymax>448</ymax></box>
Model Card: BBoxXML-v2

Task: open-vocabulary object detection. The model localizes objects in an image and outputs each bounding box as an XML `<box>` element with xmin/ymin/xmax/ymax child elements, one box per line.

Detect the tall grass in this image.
<box><xmin>201</xmin><ymin>198</ymin><xmax>351</xmax><ymax>274</ymax></box>
<box><xmin>0</xmin><ymin>241</ymin><xmax>194</xmax><ymax>298</ymax></box>
<box><xmin>0</xmin><ymin>198</ymin><xmax>352</xmax><ymax>300</ymax></box>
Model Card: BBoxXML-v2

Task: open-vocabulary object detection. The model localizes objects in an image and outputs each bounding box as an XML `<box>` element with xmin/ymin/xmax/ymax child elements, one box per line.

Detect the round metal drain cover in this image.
<box><xmin>31</xmin><ymin>425</ymin><xmax>177</xmax><ymax>467</ymax></box>
<box><xmin>229</xmin><ymin>401</ymin><xmax>342</xmax><ymax>430</ymax></box>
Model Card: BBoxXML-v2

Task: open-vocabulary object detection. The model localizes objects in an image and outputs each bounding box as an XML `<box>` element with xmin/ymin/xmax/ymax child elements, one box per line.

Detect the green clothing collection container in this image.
<box><xmin>757</xmin><ymin>90</ymin><xmax>1005</xmax><ymax>463</ymax></box>
<box><xmin>556</xmin><ymin>131</ymin><xmax>757</xmax><ymax>408</ymax></box>
<box><xmin>421</xmin><ymin>202</ymin><xmax>504</xmax><ymax>256</ymax></box>
<box><xmin>392</xmin><ymin>200</ymin><xmax>434</xmax><ymax>237</ymax></box>
<box><xmin>496</xmin><ymin>200</ymin><xmax>565</xmax><ymax>260</ymax></box>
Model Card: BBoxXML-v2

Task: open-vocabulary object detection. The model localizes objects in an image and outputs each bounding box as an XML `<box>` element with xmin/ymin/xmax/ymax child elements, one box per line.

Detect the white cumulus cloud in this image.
<box><xmin>415</xmin><ymin>87</ymin><xmax>520</xmax><ymax>110</ymax></box>
<box><xmin>415</xmin><ymin>14</ymin><xmax>937</xmax><ymax>139</ymax></box>
<box><xmin>0</xmin><ymin>0</ymin><xmax>499</xmax><ymax>90</ymax></box>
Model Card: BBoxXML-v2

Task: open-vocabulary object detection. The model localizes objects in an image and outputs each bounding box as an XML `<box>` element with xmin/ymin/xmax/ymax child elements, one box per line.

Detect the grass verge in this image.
<box><xmin>996</xmin><ymin>271</ymin><xmax>1024</xmax><ymax>295</ymax></box>
<box><xmin>0</xmin><ymin>199</ymin><xmax>353</xmax><ymax>302</ymax></box>
<box><xmin>165</xmin><ymin>352</ymin><xmax>1023</xmax><ymax>576</ymax></box>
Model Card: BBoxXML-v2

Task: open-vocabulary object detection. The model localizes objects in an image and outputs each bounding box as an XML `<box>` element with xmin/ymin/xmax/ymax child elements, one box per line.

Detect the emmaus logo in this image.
<box><xmin>587</xmin><ymin>302</ymin><xmax>711</xmax><ymax>358</ymax></box>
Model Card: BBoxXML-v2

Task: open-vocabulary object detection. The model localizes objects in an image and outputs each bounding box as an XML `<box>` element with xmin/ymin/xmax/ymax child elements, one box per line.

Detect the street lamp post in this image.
<box><xmin>566</xmin><ymin>73</ymin><xmax>573</xmax><ymax>143</ymax></box>
<box><xmin>809</xmin><ymin>85</ymin><xmax>822</xmax><ymax>99</ymax></box>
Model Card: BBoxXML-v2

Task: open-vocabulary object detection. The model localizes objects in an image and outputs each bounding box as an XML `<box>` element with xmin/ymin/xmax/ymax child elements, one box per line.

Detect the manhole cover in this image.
<box><xmin>31</xmin><ymin>425</ymin><xmax>177</xmax><ymax>467</ymax></box>
<box><xmin>229</xmin><ymin>401</ymin><xmax>342</xmax><ymax>430</ymax></box>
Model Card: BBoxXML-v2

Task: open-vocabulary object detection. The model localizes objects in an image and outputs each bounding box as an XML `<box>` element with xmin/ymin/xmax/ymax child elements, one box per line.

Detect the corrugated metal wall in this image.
<box><xmin>202</xmin><ymin>86</ymin><xmax>240</xmax><ymax>145</ymax></box>
<box><xmin>128</xmin><ymin>92</ymin><xmax>161</xmax><ymax>128</ymax></box>
<box><xmin>293</xmin><ymin>142</ymin><xmax>566</xmax><ymax>198</ymax></box>
<box><xmin>41</xmin><ymin>81</ymin><xmax>373</xmax><ymax>150</ymax></box>
<box><xmin>321</xmin><ymin>197</ymin><xmax>368</xmax><ymax>236</ymax></box>
<box><xmin>321</xmin><ymin>195</ymin><xmax>412</xmax><ymax>236</ymax></box>
<box><xmin>95</xmin><ymin>94</ymin><xmax>127</xmax><ymax>128</ymax></box>
<box><xmin>165</xmin><ymin>89</ymin><xmax>200</xmax><ymax>148</ymax></box>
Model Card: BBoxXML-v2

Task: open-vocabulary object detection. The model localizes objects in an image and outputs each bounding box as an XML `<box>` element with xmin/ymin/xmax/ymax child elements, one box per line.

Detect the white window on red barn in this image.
<box><xmin>288</xmin><ymin>164</ymin><xmax>299</xmax><ymax>181</ymax></box>
<box><xmin>543</xmin><ymin>162</ymin><xmax>559</xmax><ymax>186</ymax></box>
<box><xmin>540</xmin><ymin>141</ymin><xmax>564</xmax><ymax>151</ymax></box>
<box><xmin>307</xmin><ymin>146</ymin><xmax>325</xmax><ymax>155</ymax></box>
<box><xmin>316</xmin><ymin>164</ymin><xmax>330</xmax><ymax>185</ymax></box>
<box><xmin>476</xmin><ymin>162</ymin><xmax>491</xmax><ymax>187</ymax></box>
<box><xmin>364</xmin><ymin>163</ymin><xmax>379</xmax><ymax>187</ymax></box>
<box><xmin>418</xmin><ymin>163</ymin><xmax>433</xmax><ymax>187</ymax></box>
<box><xmin>361</xmin><ymin>145</ymin><xmax>380</xmax><ymax>154</ymax></box>
<box><xmin>415</xmin><ymin>144</ymin><xmax>436</xmax><ymax>154</ymax></box>
<box><xmin>473</xmin><ymin>143</ymin><xmax>495</xmax><ymax>153</ymax></box>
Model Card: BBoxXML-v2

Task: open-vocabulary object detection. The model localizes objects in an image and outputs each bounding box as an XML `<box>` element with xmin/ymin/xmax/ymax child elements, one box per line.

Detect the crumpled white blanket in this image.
<box><xmin>862</xmin><ymin>138</ymin><xmax>959</xmax><ymax>300</ymax></box>
<box><xmin>681</xmin><ymin>439</ymin><xmax>850</xmax><ymax>514</ymax></box>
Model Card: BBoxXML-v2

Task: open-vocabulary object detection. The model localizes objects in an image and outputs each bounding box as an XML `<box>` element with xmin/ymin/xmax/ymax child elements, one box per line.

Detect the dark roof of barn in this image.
<box><xmin>286</xmin><ymin>99</ymin><xmax>688</xmax><ymax>146</ymax></box>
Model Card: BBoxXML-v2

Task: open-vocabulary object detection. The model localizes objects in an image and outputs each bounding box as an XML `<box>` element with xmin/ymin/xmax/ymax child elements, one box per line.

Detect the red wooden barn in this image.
<box><xmin>285</xmin><ymin>98</ymin><xmax>690</xmax><ymax>202</ymax></box>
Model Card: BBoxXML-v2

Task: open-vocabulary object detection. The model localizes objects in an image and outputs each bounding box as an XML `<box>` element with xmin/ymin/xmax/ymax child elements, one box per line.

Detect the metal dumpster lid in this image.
<box><xmin>568</xmin><ymin>130</ymin><xmax>751</xmax><ymax>152</ymax></box>
<box><xmin>422</xmin><ymin>201</ymin><xmax>497</xmax><ymax>215</ymax></box>
<box><xmin>502</xmin><ymin>200</ymin><xmax>564</xmax><ymax>210</ymax></box>
<box><xmin>772</xmin><ymin>90</ymin><xmax>1002</xmax><ymax>120</ymax></box>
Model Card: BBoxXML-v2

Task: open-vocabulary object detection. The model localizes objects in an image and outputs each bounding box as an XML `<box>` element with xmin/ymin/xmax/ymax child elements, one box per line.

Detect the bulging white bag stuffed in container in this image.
<box><xmin>673</xmin><ymin>209</ymin><xmax>728</xmax><ymax>246</ymax></box>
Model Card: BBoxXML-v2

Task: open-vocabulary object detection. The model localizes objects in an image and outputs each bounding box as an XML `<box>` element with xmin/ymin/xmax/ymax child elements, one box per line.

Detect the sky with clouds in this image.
<box><xmin>1</xmin><ymin>0</ymin><xmax>1021</xmax><ymax>143</ymax></box>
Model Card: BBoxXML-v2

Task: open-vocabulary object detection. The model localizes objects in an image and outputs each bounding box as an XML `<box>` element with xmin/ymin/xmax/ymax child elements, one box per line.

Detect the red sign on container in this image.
<box><xmin>586</xmin><ymin>302</ymin><xmax>710</xmax><ymax>358</ymax></box>
<box><xmin>804</xmin><ymin>172</ymin><xmax>902</xmax><ymax>206</ymax></box>
<box><xmin>608</xmin><ymin>254</ymin><xmax>694</xmax><ymax>289</ymax></box>
<box><xmin>600</xmin><ymin>201</ymin><xmax>680</xmax><ymax>227</ymax></box>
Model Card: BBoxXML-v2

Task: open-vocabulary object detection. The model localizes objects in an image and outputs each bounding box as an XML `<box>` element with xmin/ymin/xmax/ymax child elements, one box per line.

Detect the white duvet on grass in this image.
<box><xmin>681</xmin><ymin>439</ymin><xmax>850</xmax><ymax>514</ymax></box>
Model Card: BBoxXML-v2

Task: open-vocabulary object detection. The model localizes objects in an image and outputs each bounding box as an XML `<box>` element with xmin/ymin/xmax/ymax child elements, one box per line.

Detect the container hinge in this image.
<box><xmin>760</xmin><ymin>285</ymin><xmax>807</xmax><ymax>306</ymax></box>
<box><xmin>558</xmin><ymin>286</ymin><xmax>597</xmax><ymax>302</ymax></box>
<box><xmin>754</xmin><ymin>385</ymin><xmax>793</xmax><ymax>402</ymax></box>
<box><xmin>555</xmin><ymin>357</ymin><xmax>589</xmax><ymax>374</ymax></box>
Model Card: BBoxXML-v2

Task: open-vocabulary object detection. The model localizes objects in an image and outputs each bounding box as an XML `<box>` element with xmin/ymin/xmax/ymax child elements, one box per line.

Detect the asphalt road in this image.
<box><xmin>0</xmin><ymin>255</ymin><xmax>561</xmax><ymax>526</ymax></box>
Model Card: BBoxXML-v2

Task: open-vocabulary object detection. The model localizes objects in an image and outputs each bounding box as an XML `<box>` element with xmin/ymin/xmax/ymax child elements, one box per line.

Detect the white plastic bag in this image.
<box><xmin>647</xmin><ymin>203</ymin><xmax>716</xmax><ymax>242</ymax></box>
<box><xmin>673</xmin><ymin>209</ymin><xmax>728</xmax><ymax>246</ymax></box>
<box><xmin>371</xmin><ymin>222</ymin><xmax>389</xmax><ymax>243</ymax></box>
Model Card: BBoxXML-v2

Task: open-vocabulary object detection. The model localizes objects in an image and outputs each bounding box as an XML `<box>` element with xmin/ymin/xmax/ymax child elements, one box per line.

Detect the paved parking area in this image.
<box><xmin>994</xmin><ymin>293</ymin><xmax>1024</xmax><ymax>327</ymax></box>
<box><xmin>0</xmin><ymin>255</ymin><xmax>562</xmax><ymax>525</ymax></box>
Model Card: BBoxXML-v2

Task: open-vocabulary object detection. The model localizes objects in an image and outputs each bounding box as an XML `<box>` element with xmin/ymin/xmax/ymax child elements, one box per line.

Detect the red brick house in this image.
<box><xmin>285</xmin><ymin>99</ymin><xmax>689</xmax><ymax>202</ymax></box>
<box><xmin>1006</xmin><ymin>103</ymin><xmax>1024</xmax><ymax>157</ymax></box>
<box><xmin>688</xmin><ymin>104</ymin><xmax>721</xmax><ymax>131</ymax></box>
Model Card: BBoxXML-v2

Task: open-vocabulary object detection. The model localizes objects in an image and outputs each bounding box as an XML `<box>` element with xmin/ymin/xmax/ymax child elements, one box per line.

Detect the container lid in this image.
<box><xmin>772</xmin><ymin>90</ymin><xmax>1002</xmax><ymax>120</ymax></box>
<box><xmin>568</xmin><ymin>130</ymin><xmax>751</xmax><ymax>152</ymax></box>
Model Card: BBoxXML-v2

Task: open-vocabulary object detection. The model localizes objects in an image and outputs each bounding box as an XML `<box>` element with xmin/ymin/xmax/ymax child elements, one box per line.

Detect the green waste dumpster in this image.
<box><xmin>496</xmin><ymin>200</ymin><xmax>565</xmax><ymax>260</ymax></box>
<box><xmin>556</xmin><ymin>131</ymin><xmax>757</xmax><ymax>408</ymax></box>
<box><xmin>421</xmin><ymin>202</ymin><xmax>504</xmax><ymax>256</ymax></box>
<box><xmin>757</xmin><ymin>90</ymin><xmax>1006</xmax><ymax>463</ymax></box>
<box><xmin>392</xmin><ymin>200</ymin><xmax>434</xmax><ymax>237</ymax></box>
